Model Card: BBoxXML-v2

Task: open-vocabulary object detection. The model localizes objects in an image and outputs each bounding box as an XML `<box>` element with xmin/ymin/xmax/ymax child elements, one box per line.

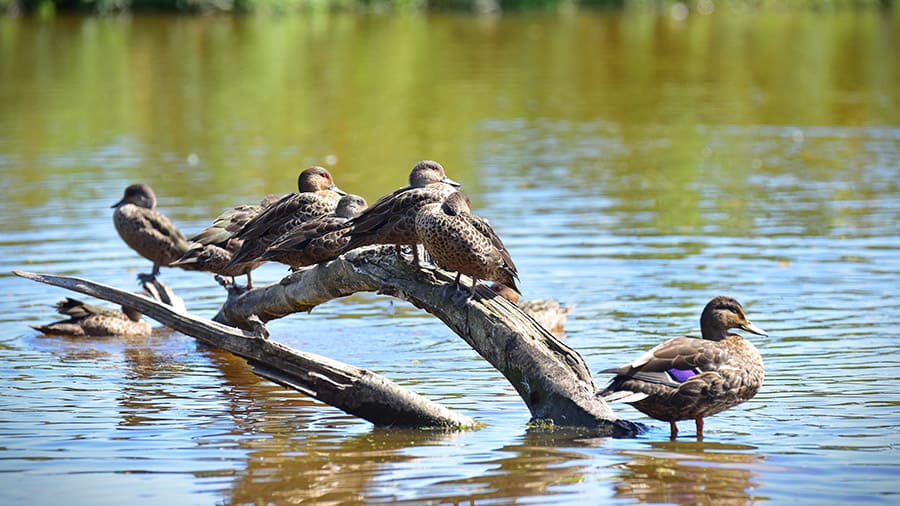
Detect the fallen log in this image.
<box><xmin>15</xmin><ymin>246</ymin><xmax>640</xmax><ymax>435</ymax></box>
<box><xmin>13</xmin><ymin>269</ymin><xmax>475</xmax><ymax>430</ymax></box>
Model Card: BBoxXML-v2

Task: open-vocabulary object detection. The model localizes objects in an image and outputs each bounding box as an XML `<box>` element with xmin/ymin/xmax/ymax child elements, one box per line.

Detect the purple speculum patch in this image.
<box><xmin>667</xmin><ymin>368</ymin><xmax>698</xmax><ymax>383</ymax></box>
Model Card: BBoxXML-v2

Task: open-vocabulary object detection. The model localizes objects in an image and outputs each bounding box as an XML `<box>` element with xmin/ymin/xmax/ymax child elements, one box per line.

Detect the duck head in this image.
<box><xmin>112</xmin><ymin>183</ymin><xmax>157</xmax><ymax>210</ymax></box>
<box><xmin>409</xmin><ymin>160</ymin><xmax>461</xmax><ymax>188</ymax></box>
<box><xmin>441</xmin><ymin>190</ymin><xmax>471</xmax><ymax>217</ymax></box>
<box><xmin>700</xmin><ymin>296</ymin><xmax>768</xmax><ymax>341</ymax></box>
<box><xmin>335</xmin><ymin>194</ymin><xmax>368</xmax><ymax>219</ymax></box>
<box><xmin>298</xmin><ymin>166</ymin><xmax>346</xmax><ymax>196</ymax></box>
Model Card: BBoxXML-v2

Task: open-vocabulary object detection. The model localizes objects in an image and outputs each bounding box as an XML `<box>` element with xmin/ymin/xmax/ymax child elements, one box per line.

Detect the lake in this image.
<box><xmin>1</xmin><ymin>8</ymin><xmax>899</xmax><ymax>505</ymax></box>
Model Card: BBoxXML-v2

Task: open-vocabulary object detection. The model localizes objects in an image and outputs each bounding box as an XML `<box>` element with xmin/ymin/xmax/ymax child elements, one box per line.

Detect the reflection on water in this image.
<box><xmin>613</xmin><ymin>441</ymin><xmax>768</xmax><ymax>505</ymax></box>
<box><xmin>1</xmin><ymin>8</ymin><xmax>899</xmax><ymax>506</ymax></box>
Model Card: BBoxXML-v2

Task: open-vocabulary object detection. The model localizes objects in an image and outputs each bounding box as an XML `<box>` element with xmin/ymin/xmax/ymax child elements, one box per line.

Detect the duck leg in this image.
<box><xmin>695</xmin><ymin>417</ymin><xmax>704</xmax><ymax>439</ymax></box>
<box><xmin>138</xmin><ymin>262</ymin><xmax>161</xmax><ymax>283</ymax></box>
<box><xmin>441</xmin><ymin>272</ymin><xmax>470</xmax><ymax>306</ymax></box>
<box><xmin>468</xmin><ymin>277</ymin><xmax>480</xmax><ymax>299</ymax></box>
<box><xmin>669</xmin><ymin>421</ymin><xmax>679</xmax><ymax>439</ymax></box>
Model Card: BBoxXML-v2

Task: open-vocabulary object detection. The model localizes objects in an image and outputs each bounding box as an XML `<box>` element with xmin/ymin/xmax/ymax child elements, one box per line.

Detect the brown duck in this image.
<box><xmin>170</xmin><ymin>194</ymin><xmax>281</xmax><ymax>289</ymax></box>
<box><xmin>598</xmin><ymin>296</ymin><xmax>767</xmax><ymax>439</ymax></box>
<box><xmin>30</xmin><ymin>278</ymin><xmax>182</xmax><ymax>337</ymax></box>
<box><xmin>415</xmin><ymin>191</ymin><xmax>518</xmax><ymax>298</ymax></box>
<box><xmin>226</xmin><ymin>167</ymin><xmax>346</xmax><ymax>269</ymax></box>
<box><xmin>112</xmin><ymin>183</ymin><xmax>189</xmax><ymax>281</ymax></box>
<box><xmin>339</xmin><ymin>160</ymin><xmax>460</xmax><ymax>264</ymax></box>
<box><xmin>490</xmin><ymin>283</ymin><xmax>574</xmax><ymax>334</ymax></box>
<box><xmin>260</xmin><ymin>194</ymin><xmax>368</xmax><ymax>269</ymax></box>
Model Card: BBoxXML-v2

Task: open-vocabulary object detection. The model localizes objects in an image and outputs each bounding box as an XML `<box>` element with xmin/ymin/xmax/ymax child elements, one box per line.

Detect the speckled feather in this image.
<box><xmin>112</xmin><ymin>184</ymin><xmax>189</xmax><ymax>275</ymax></box>
<box><xmin>415</xmin><ymin>191</ymin><xmax>519</xmax><ymax>293</ymax></box>
<box><xmin>261</xmin><ymin>194</ymin><xmax>368</xmax><ymax>268</ymax></box>
<box><xmin>31</xmin><ymin>297</ymin><xmax>153</xmax><ymax>337</ymax></box>
<box><xmin>172</xmin><ymin>194</ymin><xmax>281</xmax><ymax>278</ymax></box>
<box><xmin>340</xmin><ymin>160</ymin><xmax>460</xmax><ymax>253</ymax></box>
<box><xmin>228</xmin><ymin>167</ymin><xmax>345</xmax><ymax>267</ymax></box>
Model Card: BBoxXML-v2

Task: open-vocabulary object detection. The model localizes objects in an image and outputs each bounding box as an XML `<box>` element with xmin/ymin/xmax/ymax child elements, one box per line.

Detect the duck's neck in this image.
<box><xmin>700</xmin><ymin>327</ymin><xmax>731</xmax><ymax>341</ymax></box>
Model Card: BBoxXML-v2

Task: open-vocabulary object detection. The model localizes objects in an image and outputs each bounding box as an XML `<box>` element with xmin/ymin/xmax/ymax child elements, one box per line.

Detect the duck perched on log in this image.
<box><xmin>339</xmin><ymin>160</ymin><xmax>460</xmax><ymax>265</ymax></box>
<box><xmin>415</xmin><ymin>191</ymin><xmax>518</xmax><ymax>299</ymax></box>
<box><xmin>226</xmin><ymin>167</ymin><xmax>346</xmax><ymax>269</ymax></box>
<box><xmin>171</xmin><ymin>194</ymin><xmax>281</xmax><ymax>289</ymax></box>
<box><xmin>598</xmin><ymin>296</ymin><xmax>767</xmax><ymax>439</ymax></box>
<box><xmin>112</xmin><ymin>183</ymin><xmax>189</xmax><ymax>281</ymax></box>
<box><xmin>260</xmin><ymin>194</ymin><xmax>368</xmax><ymax>269</ymax></box>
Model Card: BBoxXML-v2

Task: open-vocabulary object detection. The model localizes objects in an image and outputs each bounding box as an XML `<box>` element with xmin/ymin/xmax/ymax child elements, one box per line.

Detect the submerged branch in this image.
<box><xmin>215</xmin><ymin>247</ymin><xmax>627</xmax><ymax>432</ymax></box>
<box><xmin>13</xmin><ymin>269</ymin><xmax>475</xmax><ymax>430</ymax></box>
<box><xmin>15</xmin><ymin>245</ymin><xmax>637</xmax><ymax>434</ymax></box>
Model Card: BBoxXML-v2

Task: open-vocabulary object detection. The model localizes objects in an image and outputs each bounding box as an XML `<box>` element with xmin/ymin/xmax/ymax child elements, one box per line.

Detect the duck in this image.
<box><xmin>226</xmin><ymin>167</ymin><xmax>346</xmax><ymax>270</ymax></box>
<box><xmin>112</xmin><ymin>183</ymin><xmax>190</xmax><ymax>281</ymax></box>
<box><xmin>260</xmin><ymin>194</ymin><xmax>368</xmax><ymax>269</ymax></box>
<box><xmin>30</xmin><ymin>278</ymin><xmax>183</xmax><ymax>337</ymax></box>
<box><xmin>415</xmin><ymin>190</ymin><xmax>518</xmax><ymax>299</ymax></box>
<box><xmin>170</xmin><ymin>194</ymin><xmax>281</xmax><ymax>289</ymax></box>
<box><xmin>490</xmin><ymin>283</ymin><xmax>575</xmax><ymax>334</ymax></box>
<box><xmin>597</xmin><ymin>296</ymin><xmax>767</xmax><ymax>439</ymax></box>
<box><xmin>339</xmin><ymin>160</ymin><xmax>460</xmax><ymax>265</ymax></box>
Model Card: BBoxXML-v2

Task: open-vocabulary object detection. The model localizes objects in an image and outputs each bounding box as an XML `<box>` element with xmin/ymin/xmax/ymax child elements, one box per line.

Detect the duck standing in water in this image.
<box><xmin>261</xmin><ymin>194</ymin><xmax>368</xmax><ymax>269</ymax></box>
<box><xmin>170</xmin><ymin>194</ymin><xmax>281</xmax><ymax>289</ymax></box>
<box><xmin>226</xmin><ymin>167</ymin><xmax>346</xmax><ymax>270</ymax></box>
<box><xmin>490</xmin><ymin>283</ymin><xmax>574</xmax><ymax>334</ymax></box>
<box><xmin>415</xmin><ymin>191</ymin><xmax>518</xmax><ymax>299</ymax></box>
<box><xmin>339</xmin><ymin>160</ymin><xmax>461</xmax><ymax>265</ymax></box>
<box><xmin>598</xmin><ymin>296</ymin><xmax>767</xmax><ymax>439</ymax></box>
<box><xmin>112</xmin><ymin>183</ymin><xmax>190</xmax><ymax>281</ymax></box>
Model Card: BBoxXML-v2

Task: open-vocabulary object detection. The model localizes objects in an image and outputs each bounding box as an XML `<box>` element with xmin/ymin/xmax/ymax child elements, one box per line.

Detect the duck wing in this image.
<box><xmin>602</xmin><ymin>336</ymin><xmax>728</xmax><ymax>389</ymax></box>
<box><xmin>466</xmin><ymin>213</ymin><xmax>519</xmax><ymax>292</ymax></box>
<box><xmin>233</xmin><ymin>193</ymin><xmax>301</xmax><ymax>242</ymax></box>
<box><xmin>190</xmin><ymin>204</ymin><xmax>262</xmax><ymax>246</ymax></box>
<box><xmin>264</xmin><ymin>216</ymin><xmax>349</xmax><ymax>256</ymax></box>
<box><xmin>139</xmin><ymin>209</ymin><xmax>189</xmax><ymax>249</ymax></box>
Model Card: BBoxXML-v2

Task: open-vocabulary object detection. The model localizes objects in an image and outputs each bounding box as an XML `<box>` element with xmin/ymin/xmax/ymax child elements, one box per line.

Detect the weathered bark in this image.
<box><xmin>13</xmin><ymin>269</ymin><xmax>475</xmax><ymax>430</ymax></box>
<box><xmin>215</xmin><ymin>246</ymin><xmax>624</xmax><ymax>430</ymax></box>
<box><xmin>15</xmin><ymin>246</ymin><xmax>639</xmax><ymax>434</ymax></box>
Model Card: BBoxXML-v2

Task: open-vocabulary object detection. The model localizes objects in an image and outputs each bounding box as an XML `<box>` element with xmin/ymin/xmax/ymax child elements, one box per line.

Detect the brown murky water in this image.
<box><xmin>1</xmin><ymin>9</ymin><xmax>898</xmax><ymax>505</ymax></box>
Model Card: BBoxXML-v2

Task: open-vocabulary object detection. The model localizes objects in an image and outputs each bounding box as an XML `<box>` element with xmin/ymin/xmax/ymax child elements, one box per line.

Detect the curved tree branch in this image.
<box><xmin>13</xmin><ymin>269</ymin><xmax>475</xmax><ymax>430</ymax></box>
<box><xmin>215</xmin><ymin>246</ymin><xmax>628</xmax><ymax>431</ymax></box>
<box><xmin>15</xmin><ymin>246</ymin><xmax>640</xmax><ymax>435</ymax></box>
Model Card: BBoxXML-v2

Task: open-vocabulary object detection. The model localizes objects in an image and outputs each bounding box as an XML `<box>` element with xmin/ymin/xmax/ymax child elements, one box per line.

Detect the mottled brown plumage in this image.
<box><xmin>30</xmin><ymin>278</ymin><xmax>182</xmax><ymax>337</ymax></box>
<box><xmin>415</xmin><ymin>191</ymin><xmax>519</xmax><ymax>297</ymax></box>
<box><xmin>490</xmin><ymin>283</ymin><xmax>574</xmax><ymax>334</ymax></box>
<box><xmin>171</xmin><ymin>194</ymin><xmax>281</xmax><ymax>288</ymax></box>
<box><xmin>339</xmin><ymin>160</ymin><xmax>460</xmax><ymax>262</ymax></box>
<box><xmin>598</xmin><ymin>296</ymin><xmax>767</xmax><ymax>439</ymax></box>
<box><xmin>112</xmin><ymin>183</ymin><xmax>189</xmax><ymax>280</ymax></box>
<box><xmin>261</xmin><ymin>194</ymin><xmax>368</xmax><ymax>269</ymax></box>
<box><xmin>227</xmin><ymin>167</ymin><xmax>346</xmax><ymax>268</ymax></box>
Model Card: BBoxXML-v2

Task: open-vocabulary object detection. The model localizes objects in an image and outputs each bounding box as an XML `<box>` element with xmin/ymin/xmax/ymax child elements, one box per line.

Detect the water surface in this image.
<box><xmin>1</xmin><ymin>9</ymin><xmax>899</xmax><ymax>505</ymax></box>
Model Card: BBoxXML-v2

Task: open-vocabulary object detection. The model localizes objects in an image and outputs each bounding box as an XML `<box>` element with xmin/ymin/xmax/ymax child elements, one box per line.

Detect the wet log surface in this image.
<box><xmin>15</xmin><ymin>247</ymin><xmax>640</xmax><ymax>435</ymax></box>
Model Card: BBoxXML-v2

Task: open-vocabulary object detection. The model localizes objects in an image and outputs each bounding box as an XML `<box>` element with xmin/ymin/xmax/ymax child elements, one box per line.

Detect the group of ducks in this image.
<box><xmin>112</xmin><ymin>161</ymin><xmax>520</xmax><ymax>299</ymax></box>
<box><xmin>34</xmin><ymin>159</ymin><xmax>768</xmax><ymax>439</ymax></box>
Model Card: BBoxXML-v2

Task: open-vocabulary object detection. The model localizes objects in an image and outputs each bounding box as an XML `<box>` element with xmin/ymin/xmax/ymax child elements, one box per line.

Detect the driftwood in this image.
<box><xmin>15</xmin><ymin>246</ymin><xmax>639</xmax><ymax>435</ymax></box>
<box><xmin>13</xmin><ymin>268</ymin><xmax>474</xmax><ymax>429</ymax></box>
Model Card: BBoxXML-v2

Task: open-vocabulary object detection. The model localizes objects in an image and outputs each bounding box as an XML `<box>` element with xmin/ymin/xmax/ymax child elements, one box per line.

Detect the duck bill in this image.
<box><xmin>740</xmin><ymin>321</ymin><xmax>768</xmax><ymax>336</ymax></box>
<box><xmin>442</xmin><ymin>176</ymin><xmax>462</xmax><ymax>187</ymax></box>
<box><xmin>111</xmin><ymin>199</ymin><xmax>125</xmax><ymax>208</ymax></box>
<box><xmin>330</xmin><ymin>184</ymin><xmax>348</xmax><ymax>196</ymax></box>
